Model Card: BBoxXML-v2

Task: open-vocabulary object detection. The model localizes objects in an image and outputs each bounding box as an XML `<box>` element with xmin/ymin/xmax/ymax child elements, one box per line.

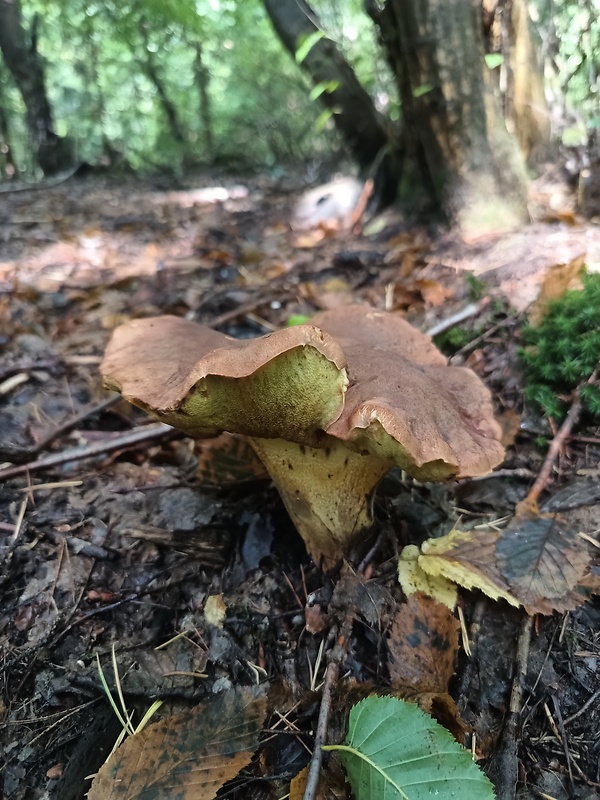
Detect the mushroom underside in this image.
<box><xmin>249</xmin><ymin>436</ymin><xmax>390</xmax><ymax>567</ymax></box>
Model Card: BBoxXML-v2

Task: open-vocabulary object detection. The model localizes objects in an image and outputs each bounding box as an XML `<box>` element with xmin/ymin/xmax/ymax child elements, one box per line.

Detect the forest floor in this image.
<box><xmin>0</xmin><ymin>169</ymin><xmax>600</xmax><ymax>800</ymax></box>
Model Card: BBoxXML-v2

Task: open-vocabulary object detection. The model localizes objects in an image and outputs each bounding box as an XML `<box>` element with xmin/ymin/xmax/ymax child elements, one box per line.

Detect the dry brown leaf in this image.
<box><xmin>388</xmin><ymin>593</ymin><xmax>459</xmax><ymax>694</ymax></box>
<box><xmin>289</xmin><ymin>760</ymin><xmax>348</xmax><ymax>799</ymax></box>
<box><xmin>528</xmin><ymin>254</ymin><xmax>585</xmax><ymax>325</ymax></box>
<box><xmin>398</xmin><ymin>690</ymin><xmax>469</xmax><ymax>743</ymax></box>
<box><xmin>88</xmin><ymin>686</ymin><xmax>266</xmax><ymax>800</ymax></box>
<box><xmin>496</xmin><ymin>514</ymin><xmax>598</xmax><ymax>615</ymax></box>
<box><xmin>408</xmin><ymin>516</ymin><xmax>600</xmax><ymax>616</ymax></box>
<box><xmin>412</xmin><ymin>278</ymin><xmax>454</xmax><ymax>306</ymax></box>
<box><xmin>204</xmin><ymin>594</ymin><xmax>227</xmax><ymax>628</ymax></box>
<box><xmin>496</xmin><ymin>408</ymin><xmax>522</xmax><ymax>448</ymax></box>
<box><xmin>404</xmin><ymin>530</ymin><xmax>520</xmax><ymax>607</ymax></box>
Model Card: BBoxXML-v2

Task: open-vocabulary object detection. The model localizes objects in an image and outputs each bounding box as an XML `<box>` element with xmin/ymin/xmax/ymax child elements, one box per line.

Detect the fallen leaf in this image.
<box><xmin>496</xmin><ymin>408</ymin><xmax>522</xmax><ymax>448</ymax></box>
<box><xmin>412</xmin><ymin>278</ymin><xmax>454</xmax><ymax>306</ymax></box>
<box><xmin>401</xmin><ymin>516</ymin><xmax>600</xmax><ymax>615</ymax></box>
<box><xmin>204</xmin><ymin>594</ymin><xmax>227</xmax><ymax>628</ymax></box>
<box><xmin>398</xmin><ymin>545</ymin><xmax>458</xmax><ymax>610</ymax></box>
<box><xmin>388</xmin><ymin>593</ymin><xmax>459</xmax><ymax>694</ymax></box>
<box><xmin>496</xmin><ymin>514</ymin><xmax>597</xmax><ymax>614</ymax></box>
<box><xmin>529</xmin><ymin>254</ymin><xmax>585</xmax><ymax>325</ymax></box>
<box><xmin>417</xmin><ymin>530</ymin><xmax>521</xmax><ymax>607</ymax></box>
<box><xmin>88</xmin><ymin>686</ymin><xmax>266</xmax><ymax>800</ymax></box>
<box><xmin>289</xmin><ymin>761</ymin><xmax>347</xmax><ymax>800</ymax></box>
<box><xmin>325</xmin><ymin>696</ymin><xmax>494</xmax><ymax>800</ymax></box>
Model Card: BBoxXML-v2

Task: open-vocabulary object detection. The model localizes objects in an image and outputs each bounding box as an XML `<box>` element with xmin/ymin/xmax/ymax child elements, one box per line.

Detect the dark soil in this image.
<box><xmin>1</xmin><ymin>173</ymin><xmax>599</xmax><ymax>800</ymax></box>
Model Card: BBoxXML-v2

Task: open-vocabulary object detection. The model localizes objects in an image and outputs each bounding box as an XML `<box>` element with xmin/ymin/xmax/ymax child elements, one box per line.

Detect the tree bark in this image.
<box><xmin>488</xmin><ymin>0</ymin><xmax>551</xmax><ymax>162</ymax></box>
<box><xmin>262</xmin><ymin>0</ymin><xmax>390</xmax><ymax>171</ymax></box>
<box><xmin>0</xmin><ymin>0</ymin><xmax>72</xmax><ymax>175</ymax></box>
<box><xmin>194</xmin><ymin>43</ymin><xmax>214</xmax><ymax>159</ymax></box>
<box><xmin>0</xmin><ymin>66</ymin><xmax>16</xmax><ymax>179</ymax></box>
<box><xmin>375</xmin><ymin>0</ymin><xmax>529</xmax><ymax>234</ymax></box>
<box><xmin>139</xmin><ymin>21</ymin><xmax>186</xmax><ymax>144</ymax></box>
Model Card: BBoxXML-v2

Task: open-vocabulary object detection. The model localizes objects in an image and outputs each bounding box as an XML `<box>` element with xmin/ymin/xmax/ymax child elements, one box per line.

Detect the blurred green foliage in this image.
<box><xmin>535</xmin><ymin>0</ymin><xmax>600</xmax><ymax>131</ymax></box>
<box><xmin>0</xmin><ymin>0</ymin><xmax>393</xmax><ymax>176</ymax></box>
<box><xmin>519</xmin><ymin>273</ymin><xmax>600</xmax><ymax>421</ymax></box>
<box><xmin>0</xmin><ymin>0</ymin><xmax>598</xmax><ymax>177</ymax></box>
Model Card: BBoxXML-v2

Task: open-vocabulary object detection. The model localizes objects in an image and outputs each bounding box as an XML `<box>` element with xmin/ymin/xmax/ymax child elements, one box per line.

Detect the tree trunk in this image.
<box><xmin>375</xmin><ymin>0</ymin><xmax>529</xmax><ymax>234</ymax></box>
<box><xmin>262</xmin><ymin>0</ymin><xmax>390</xmax><ymax>171</ymax></box>
<box><xmin>194</xmin><ymin>43</ymin><xmax>214</xmax><ymax>160</ymax></box>
<box><xmin>487</xmin><ymin>0</ymin><xmax>551</xmax><ymax>162</ymax></box>
<box><xmin>0</xmin><ymin>66</ymin><xmax>16</xmax><ymax>179</ymax></box>
<box><xmin>0</xmin><ymin>0</ymin><xmax>72</xmax><ymax>175</ymax></box>
<box><xmin>139</xmin><ymin>21</ymin><xmax>186</xmax><ymax>144</ymax></box>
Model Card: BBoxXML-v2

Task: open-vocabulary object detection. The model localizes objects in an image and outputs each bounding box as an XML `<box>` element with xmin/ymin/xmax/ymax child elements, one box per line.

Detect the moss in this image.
<box><xmin>434</xmin><ymin>324</ymin><xmax>481</xmax><ymax>354</ymax></box>
<box><xmin>519</xmin><ymin>272</ymin><xmax>600</xmax><ymax>421</ymax></box>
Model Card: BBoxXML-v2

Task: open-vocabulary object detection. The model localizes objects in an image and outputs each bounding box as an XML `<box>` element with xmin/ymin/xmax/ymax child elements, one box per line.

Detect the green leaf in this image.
<box><xmin>315</xmin><ymin>107</ymin><xmax>336</xmax><ymax>131</ymax></box>
<box><xmin>287</xmin><ymin>314</ymin><xmax>313</xmax><ymax>327</ymax></box>
<box><xmin>295</xmin><ymin>30</ymin><xmax>325</xmax><ymax>64</ymax></box>
<box><xmin>484</xmin><ymin>53</ymin><xmax>504</xmax><ymax>69</ymax></box>
<box><xmin>412</xmin><ymin>84</ymin><xmax>433</xmax><ymax>98</ymax></box>
<box><xmin>324</xmin><ymin>696</ymin><xmax>494</xmax><ymax>800</ymax></box>
<box><xmin>309</xmin><ymin>79</ymin><xmax>340</xmax><ymax>102</ymax></box>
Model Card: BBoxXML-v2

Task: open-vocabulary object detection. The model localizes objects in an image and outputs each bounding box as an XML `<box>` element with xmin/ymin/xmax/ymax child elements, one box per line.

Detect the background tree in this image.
<box><xmin>0</xmin><ymin>0</ymin><xmax>596</xmax><ymax>214</ymax></box>
<box><xmin>0</xmin><ymin>0</ymin><xmax>72</xmax><ymax>174</ymax></box>
<box><xmin>262</xmin><ymin>0</ymin><xmax>390</xmax><ymax>172</ymax></box>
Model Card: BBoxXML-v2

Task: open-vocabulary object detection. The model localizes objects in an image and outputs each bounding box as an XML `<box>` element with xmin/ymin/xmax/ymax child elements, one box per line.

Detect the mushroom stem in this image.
<box><xmin>249</xmin><ymin>436</ymin><xmax>390</xmax><ymax>568</ymax></box>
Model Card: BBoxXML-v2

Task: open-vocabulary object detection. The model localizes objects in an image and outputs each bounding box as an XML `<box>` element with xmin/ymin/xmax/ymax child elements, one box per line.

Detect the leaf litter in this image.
<box><xmin>0</xmin><ymin>173</ymin><xmax>599</xmax><ymax>800</ymax></box>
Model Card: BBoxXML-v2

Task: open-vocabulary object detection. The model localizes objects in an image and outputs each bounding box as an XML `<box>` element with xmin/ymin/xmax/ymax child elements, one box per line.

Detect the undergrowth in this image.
<box><xmin>519</xmin><ymin>273</ymin><xmax>600</xmax><ymax>421</ymax></box>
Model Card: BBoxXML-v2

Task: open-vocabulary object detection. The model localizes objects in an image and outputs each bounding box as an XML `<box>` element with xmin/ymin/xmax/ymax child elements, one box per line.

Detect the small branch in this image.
<box><xmin>302</xmin><ymin>610</ymin><xmax>354</xmax><ymax>800</ymax></box>
<box><xmin>491</xmin><ymin>614</ymin><xmax>533</xmax><ymax>800</ymax></box>
<box><xmin>519</xmin><ymin>366</ymin><xmax>599</xmax><ymax>513</ymax></box>
<box><xmin>0</xmin><ymin>422</ymin><xmax>177</xmax><ymax>480</ymax></box>
<box><xmin>0</xmin><ymin>357</ymin><xmax>63</xmax><ymax>381</ymax></box>
<box><xmin>425</xmin><ymin>299</ymin><xmax>488</xmax><ymax>338</ymax></box>
<box><xmin>457</xmin><ymin>467</ymin><xmax>537</xmax><ymax>485</ymax></box>
<box><xmin>4</xmin><ymin>395</ymin><xmax>120</xmax><ymax>463</ymax></box>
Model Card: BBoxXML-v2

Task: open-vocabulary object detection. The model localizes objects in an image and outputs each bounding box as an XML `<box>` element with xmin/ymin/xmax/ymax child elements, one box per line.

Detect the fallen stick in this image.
<box><xmin>491</xmin><ymin>614</ymin><xmax>533</xmax><ymax>800</ymax></box>
<box><xmin>425</xmin><ymin>299</ymin><xmax>488</xmax><ymax>338</ymax></box>
<box><xmin>302</xmin><ymin>610</ymin><xmax>354</xmax><ymax>800</ymax></box>
<box><xmin>0</xmin><ymin>422</ymin><xmax>176</xmax><ymax>480</ymax></box>
<box><xmin>518</xmin><ymin>366</ymin><xmax>599</xmax><ymax>514</ymax></box>
<box><xmin>4</xmin><ymin>395</ymin><xmax>120</xmax><ymax>464</ymax></box>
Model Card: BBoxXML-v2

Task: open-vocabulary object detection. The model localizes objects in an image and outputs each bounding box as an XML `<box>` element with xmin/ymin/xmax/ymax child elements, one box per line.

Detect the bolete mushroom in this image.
<box><xmin>101</xmin><ymin>306</ymin><xmax>504</xmax><ymax>567</ymax></box>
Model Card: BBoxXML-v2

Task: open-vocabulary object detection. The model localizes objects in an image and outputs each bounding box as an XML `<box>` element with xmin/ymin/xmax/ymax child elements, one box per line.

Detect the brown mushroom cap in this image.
<box><xmin>311</xmin><ymin>307</ymin><xmax>504</xmax><ymax>479</ymax></box>
<box><xmin>100</xmin><ymin>315</ymin><xmax>348</xmax><ymax>445</ymax></box>
<box><xmin>100</xmin><ymin>307</ymin><xmax>505</xmax><ymax>566</ymax></box>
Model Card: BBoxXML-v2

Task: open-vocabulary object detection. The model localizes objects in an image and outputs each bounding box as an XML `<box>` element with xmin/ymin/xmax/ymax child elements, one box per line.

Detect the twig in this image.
<box><xmin>550</xmin><ymin>695</ymin><xmax>575</xmax><ymax>785</ymax></box>
<box><xmin>564</xmin><ymin>687</ymin><xmax>600</xmax><ymax>725</ymax></box>
<box><xmin>457</xmin><ymin>467</ymin><xmax>537</xmax><ymax>485</ymax></box>
<box><xmin>0</xmin><ymin>358</ymin><xmax>64</xmax><ymax>382</ymax></box>
<box><xmin>457</xmin><ymin>598</ymin><xmax>487</xmax><ymax>710</ymax></box>
<box><xmin>5</xmin><ymin>395</ymin><xmax>120</xmax><ymax>463</ymax></box>
<box><xmin>302</xmin><ymin>610</ymin><xmax>354</xmax><ymax>800</ymax></box>
<box><xmin>490</xmin><ymin>614</ymin><xmax>533</xmax><ymax>800</ymax></box>
<box><xmin>0</xmin><ymin>422</ymin><xmax>176</xmax><ymax>480</ymax></box>
<box><xmin>425</xmin><ymin>299</ymin><xmax>488</xmax><ymax>338</ymax></box>
<box><xmin>519</xmin><ymin>366</ymin><xmax>599</xmax><ymax>513</ymax></box>
<box><xmin>349</xmin><ymin>177</ymin><xmax>374</xmax><ymax>233</ymax></box>
<box><xmin>450</xmin><ymin>313</ymin><xmax>518</xmax><ymax>359</ymax></box>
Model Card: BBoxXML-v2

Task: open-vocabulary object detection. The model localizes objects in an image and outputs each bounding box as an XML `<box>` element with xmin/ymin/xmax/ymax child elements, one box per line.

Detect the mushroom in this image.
<box><xmin>101</xmin><ymin>307</ymin><xmax>504</xmax><ymax>567</ymax></box>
